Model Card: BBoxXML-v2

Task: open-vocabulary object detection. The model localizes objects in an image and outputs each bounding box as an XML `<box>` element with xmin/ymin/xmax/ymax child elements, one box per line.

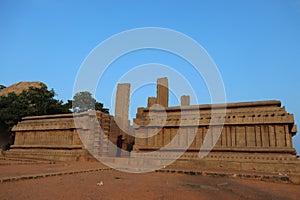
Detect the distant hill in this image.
<box><xmin>0</xmin><ymin>82</ymin><xmax>45</xmax><ymax>96</ymax></box>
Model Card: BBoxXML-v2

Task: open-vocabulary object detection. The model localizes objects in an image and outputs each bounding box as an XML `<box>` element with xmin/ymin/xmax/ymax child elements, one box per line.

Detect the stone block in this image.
<box><xmin>180</xmin><ymin>95</ymin><xmax>190</xmax><ymax>106</ymax></box>
<box><xmin>147</xmin><ymin>97</ymin><xmax>157</xmax><ymax>107</ymax></box>
<box><xmin>156</xmin><ymin>77</ymin><xmax>168</xmax><ymax>107</ymax></box>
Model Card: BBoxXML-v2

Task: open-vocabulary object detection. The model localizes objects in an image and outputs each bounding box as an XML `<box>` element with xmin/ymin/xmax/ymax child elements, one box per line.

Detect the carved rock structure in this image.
<box><xmin>134</xmin><ymin>101</ymin><xmax>299</xmax><ymax>173</ymax></box>
<box><xmin>7</xmin><ymin>82</ymin><xmax>134</xmax><ymax>161</ymax></box>
<box><xmin>7</xmin><ymin>77</ymin><xmax>300</xmax><ymax>174</ymax></box>
<box><xmin>8</xmin><ymin>111</ymin><xmax>127</xmax><ymax>161</ymax></box>
<box><xmin>133</xmin><ymin>78</ymin><xmax>299</xmax><ymax>173</ymax></box>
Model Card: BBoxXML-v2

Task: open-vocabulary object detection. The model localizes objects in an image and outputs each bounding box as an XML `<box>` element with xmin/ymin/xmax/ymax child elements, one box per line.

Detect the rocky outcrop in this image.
<box><xmin>0</xmin><ymin>82</ymin><xmax>44</xmax><ymax>96</ymax></box>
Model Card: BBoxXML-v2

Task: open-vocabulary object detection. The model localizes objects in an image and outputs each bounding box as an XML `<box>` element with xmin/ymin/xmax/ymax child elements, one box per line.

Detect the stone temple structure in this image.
<box><xmin>132</xmin><ymin>77</ymin><xmax>299</xmax><ymax>173</ymax></box>
<box><xmin>7</xmin><ymin>77</ymin><xmax>300</xmax><ymax>174</ymax></box>
<box><xmin>9</xmin><ymin>112</ymin><xmax>110</xmax><ymax>161</ymax></box>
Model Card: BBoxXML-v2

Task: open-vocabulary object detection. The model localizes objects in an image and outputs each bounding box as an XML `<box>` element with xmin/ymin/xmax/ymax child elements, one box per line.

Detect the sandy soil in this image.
<box><xmin>0</xmin><ymin>160</ymin><xmax>299</xmax><ymax>200</ymax></box>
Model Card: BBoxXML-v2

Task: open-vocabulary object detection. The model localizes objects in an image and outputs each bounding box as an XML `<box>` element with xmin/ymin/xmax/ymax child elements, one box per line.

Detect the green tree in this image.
<box><xmin>72</xmin><ymin>91</ymin><xmax>109</xmax><ymax>113</ymax></box>
<box><xmin>72</xmin><ymin>91</ymin><xmax>96</xmax><ymax>112</ymax></box>
<box><xmin>0</xmin><ymin>85</ymin><xmax>70</xmax><ymax>131</ymax></box>
<box><xmin>63</xmin><ymin>100</ymin><xmax>73</xmax><ymax>111</ymax></box>
<box><xmin>95</xmin><ymin>102</ymin><xmax>109</xmax><ymax>114</ymax></box>
<box><xmin>0</xmin><ymin>92</ymin><xmax>22</xmax><ymax>129</ymax></box>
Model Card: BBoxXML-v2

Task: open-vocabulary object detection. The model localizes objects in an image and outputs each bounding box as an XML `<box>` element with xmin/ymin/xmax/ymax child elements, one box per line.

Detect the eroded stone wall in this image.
<box><xmin>8</xmin><ymin>111</ymin><xmax>114</xmax><ymax>161</ymax></box>
<box><xmin>133</xmin><ymin>100</ymin><xmax>299</xmax><ymax>173</ymax></box>
<box><xmin>134</xmin><ymin>101</ymin><xmax>296</xmax><ymax>154</ymax></box>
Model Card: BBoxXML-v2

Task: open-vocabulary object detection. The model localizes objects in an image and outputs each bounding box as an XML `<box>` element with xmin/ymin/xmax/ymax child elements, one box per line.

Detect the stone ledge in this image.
<box><xmin>0</xmin><ymin>168</ymin><xmax>112</xmax><ymax>183</ymax></box>
<box><xmin>139</xmin><ymin>100</ymin><xmax>282</xmax><ymax>113</ymax></box>
<box><xmin>134</xmin><ymin>115</ymin><xmax>295</xmax><ymax>127</ymax></box>
<box><xmin>136</xmin><ymin>147</ymin><xmax>296</xmax><ymax>154</ymax></box>
<box><xmin>10</xmin><ymin>145</ymin><xmax>83</xmax><ymax>149</ymax></box>
<box><xmin>5</xmin><ymin>149</ymin><xmax>90</xmax><ymax>162</ymax></box>
<box><xmin>155</xmin><ymin>169</ymin><xmax>296</xmax><ymax>184</ymax></box>
<box><xmin>0</xmin><ymin>156</ymin><xmax>55</xmax><ymax>165</ymax></box>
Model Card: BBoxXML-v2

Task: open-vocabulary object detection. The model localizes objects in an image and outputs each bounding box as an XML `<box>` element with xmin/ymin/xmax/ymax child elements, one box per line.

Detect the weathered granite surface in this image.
<box><xmin>0</xmin><ymin>81</ymin><xmax>44</xmax><ymax>96</ymax></box>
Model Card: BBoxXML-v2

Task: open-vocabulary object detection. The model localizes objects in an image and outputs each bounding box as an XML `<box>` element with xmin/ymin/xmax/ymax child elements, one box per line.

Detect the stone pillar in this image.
<box><xmin>147</xmin><ymin>97</ymin><xmax>157</xmax><ymax>107</ymax></box>
<box><xmin>115</xmin><ymin>83</ymin><xmax>130</xmax><ymax>131</ymax></box>
<box><xmin>181</xmin><ymin>95</ymin><xmax>190</xmax><ymax>106</ymax></box>
<box><xmin>156</xmin><ymin>77</ymin><xmax>168</xmax><ymax>108</ymax></box>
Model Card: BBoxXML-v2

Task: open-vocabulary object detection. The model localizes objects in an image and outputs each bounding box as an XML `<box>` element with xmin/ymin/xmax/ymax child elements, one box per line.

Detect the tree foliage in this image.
<box><xmin>0</xmin><ymin>85</ymin><xmax>70</xmax><ymax>130</ymax></box>
<box><xmin>95</xmin><ymin>102</ymin><xmax>109</xmax><ymax>113</ymax></box>
<box><xmin>72</xmin><ymin>91</ymin><xmax>96</xmax><ymax>112</ymax></box>
<box><xmin>72</xmin><ymin>91</ymin><xmax>109</xmax><ymax>113</ymax></box>
<box><xmin>0</xmin><ymin>85</ymin><xmax>6</xmax><ymax>91</ymax></box>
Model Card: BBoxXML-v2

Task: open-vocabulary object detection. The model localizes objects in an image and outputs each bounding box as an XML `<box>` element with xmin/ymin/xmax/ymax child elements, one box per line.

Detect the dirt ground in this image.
<box><xmin>0</xmin><ymin>160</ymin><xmax>299</xmax><ymax>200</ymax></box>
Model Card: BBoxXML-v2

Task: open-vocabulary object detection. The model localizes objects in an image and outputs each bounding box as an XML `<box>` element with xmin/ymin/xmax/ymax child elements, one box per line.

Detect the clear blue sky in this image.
<box><xmin>1</xmin><ymin>0</ymin><xmax>300</xmax><ymax>153</ymax></box>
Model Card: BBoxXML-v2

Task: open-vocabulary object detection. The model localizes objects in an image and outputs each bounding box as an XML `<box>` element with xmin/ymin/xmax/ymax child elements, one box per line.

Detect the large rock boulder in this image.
<box><xmin>0</xmin><ymin>81</ymin><xmax>44</xmax><ymax>96</ymax></box>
